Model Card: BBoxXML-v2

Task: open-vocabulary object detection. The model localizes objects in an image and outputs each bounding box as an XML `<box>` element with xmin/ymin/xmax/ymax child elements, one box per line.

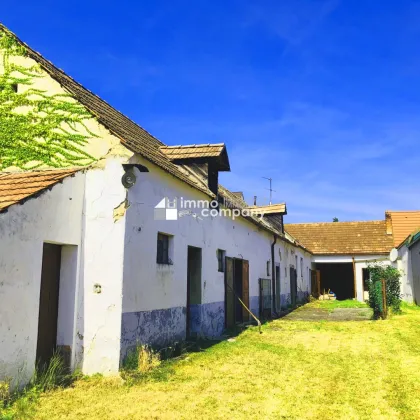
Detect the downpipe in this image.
<box><xmin>271</xmin><ymin>234</ymin><xmax>277</xmax><ymax>316</ymax></box>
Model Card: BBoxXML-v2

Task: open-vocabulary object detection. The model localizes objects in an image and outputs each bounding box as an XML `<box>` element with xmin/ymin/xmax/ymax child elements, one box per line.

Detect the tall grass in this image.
<box><xmin>0</xmin><ymin>352</ymin><xmax>72</xmax><ymax>420</ymax></box>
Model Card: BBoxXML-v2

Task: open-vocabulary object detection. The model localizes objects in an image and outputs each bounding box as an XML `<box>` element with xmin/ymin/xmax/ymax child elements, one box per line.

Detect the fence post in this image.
<box><xmin>381</xmin><ymin>278</ymin><xmax>387</xmax><ymax>319</ymax></box>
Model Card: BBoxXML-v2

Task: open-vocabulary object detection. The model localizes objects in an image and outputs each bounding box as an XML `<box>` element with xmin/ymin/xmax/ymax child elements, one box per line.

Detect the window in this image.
<box><xmin>267</xmin><ymin>260</ymin><xmax>271</xmax><ymax>276</ymax></box>
<box><xmin>157</xmin><ymin>233</ymin><xmax>172</xmax><ymax>264</ymax></box>
<box><xmin>300</xmin><ymin>258</ymin><xmax>304</xmax><ymax>278</ymax></box>
<box><xmin>217</xmin><ymin>249</ymin><xmax>226</xmax><ymax>272</ymax></box>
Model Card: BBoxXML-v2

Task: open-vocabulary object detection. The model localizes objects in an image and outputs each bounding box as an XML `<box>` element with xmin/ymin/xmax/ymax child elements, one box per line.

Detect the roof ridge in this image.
<box><xmin>286</xmin><ymin>220</ymin><xmax>385</xmax><ymax>225</ymax></box>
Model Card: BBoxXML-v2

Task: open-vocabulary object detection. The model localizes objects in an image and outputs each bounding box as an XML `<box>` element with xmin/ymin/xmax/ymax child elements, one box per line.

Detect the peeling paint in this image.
<box><xmin>113</xmin><ymin>197</ymin><xmax>130</xmax><ymax>223</ymax></box>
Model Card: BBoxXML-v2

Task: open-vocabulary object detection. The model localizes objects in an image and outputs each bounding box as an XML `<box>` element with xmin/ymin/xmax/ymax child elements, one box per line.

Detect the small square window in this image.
<box><xmin>157</xmin><ymin>232</ymin><xmax>172</xmax><ymax>264</ymax></box>
<box><xmin>217</xmin><ymin>249</ymin><xmax>226</xmax><ymax>272</ymax></box>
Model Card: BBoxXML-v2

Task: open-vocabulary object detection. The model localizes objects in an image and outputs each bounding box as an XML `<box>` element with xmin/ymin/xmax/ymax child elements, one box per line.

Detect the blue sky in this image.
<box><xmin>3</xmin><ymin>1</ymin><xmax>420</xmax><ymax>222</ymax></box>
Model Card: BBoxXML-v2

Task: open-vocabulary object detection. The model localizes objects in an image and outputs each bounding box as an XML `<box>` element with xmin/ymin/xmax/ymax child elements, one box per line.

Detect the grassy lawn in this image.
<box><xmin>11</xmin><ymin>304</ymin><xmax>420</xmax><ymax>419</ymax></box>
<box><xmin>311</xmin><ymin>298</ymin><xmax>369</xmax><ymax>310</ymax></box>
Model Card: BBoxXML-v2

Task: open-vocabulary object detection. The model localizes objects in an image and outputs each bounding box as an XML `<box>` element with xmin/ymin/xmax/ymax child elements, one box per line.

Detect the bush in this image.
<box><xmin>366</xmin><ymin>264</ymin><xmax>402</xmax><ymax>319</ymax></box>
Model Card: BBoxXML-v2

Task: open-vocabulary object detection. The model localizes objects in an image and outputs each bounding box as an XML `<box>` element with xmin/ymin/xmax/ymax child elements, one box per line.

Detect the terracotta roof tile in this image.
<box><xmin>285</xmin><ymin>220</ymin><xmax>394</xmax><ymax>255</ymax></box>
<box><xmin>0</xmin><ymin>169</ymin><xmax>79</xmax><ymax>211</ymax></box>
<box><xmin>386</xmin><ymin>211</ymin><xmax>420</xmax><ymax>247</ymax></box>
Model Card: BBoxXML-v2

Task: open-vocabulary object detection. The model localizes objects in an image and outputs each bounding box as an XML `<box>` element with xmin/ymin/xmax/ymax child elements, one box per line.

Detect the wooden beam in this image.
<box><xmin>352</xmin><ymin>257</ymin><xmax>357</xmax><ymax>299</ymax></box>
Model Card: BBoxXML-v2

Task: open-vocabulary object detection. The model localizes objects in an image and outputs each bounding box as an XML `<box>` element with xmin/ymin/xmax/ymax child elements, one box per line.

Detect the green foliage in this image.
<box><xmin>366</xmin><ymin>263</ymin><xmax>402</xmax><ymax>319</ymax></box>
<box><xmin>0</xmin><ymin>29</ymin><xmax>96</xmax><ymax>170</ymax></box>
<box><xmin>332</xmin><ymin>217</ymin><xmax>339</xmax><ymax>222</ymax></box>
<box><xmin>0</xmin><ymin>352</ymin><xmax>72</xmax><ymax>420</ymax></box>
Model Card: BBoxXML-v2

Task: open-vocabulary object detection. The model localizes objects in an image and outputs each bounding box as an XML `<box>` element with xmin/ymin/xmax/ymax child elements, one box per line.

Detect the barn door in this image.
<box><xmin>36</xmin><ymin>243</ymin><xmax>62</xmax><ymax>367</ymax></box>
<box><xmin>311</xmin><ymin>270</ymin><xmax>320</xmax><ymax>298</ymax></box>
<box><xmin>242</xmin><ymin>260</ymin><xmax>249</xmax><ymax>321</ymax></box>
<box><xmin>225</xmin><ymin>257</ymin><xmax>235</xmax><ymax>328</ymax></box>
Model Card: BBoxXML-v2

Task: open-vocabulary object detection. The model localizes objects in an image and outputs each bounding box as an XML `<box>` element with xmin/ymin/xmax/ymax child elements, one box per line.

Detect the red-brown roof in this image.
<box><xmin>0</xmin><ymin>169</ymin><xmax>79</xmax><ymax>211</ymax></box>
<box><xmin>285</xmin><ymin>220</ymin><xmax>394</xmax><ymax>255</ymax></box>
<box><xmin>386</xmin><ymin>211</ymin><xmax>420</xmax><ymax>247</ymax></box>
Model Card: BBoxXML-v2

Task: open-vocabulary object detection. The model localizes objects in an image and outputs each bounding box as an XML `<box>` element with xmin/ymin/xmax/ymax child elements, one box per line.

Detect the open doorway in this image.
<box><xmin>315</xmin><ymin>263</ymin><xmax>355</xmax><ymax>300</ymax></box>
<box><xmin>36</xmin><ymin>243</ymin><xmax>62</xmax><ymax>367</ymax></box>
<box><xmin>187</xmin><ymin>246</ymin><xmax>202</xmax><ymax>337</ymax></box>
<box><xmin>225</xmin><ymin>257</ymin><xmax>249</xmax><ymax>328</ymax></box>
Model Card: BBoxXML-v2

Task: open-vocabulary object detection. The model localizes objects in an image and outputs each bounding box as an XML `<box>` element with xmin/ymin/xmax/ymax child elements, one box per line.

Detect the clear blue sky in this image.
<box><xmin>3</xmin><ymin>1</ymin><xmax>420</xmax><ymax>222</ymax></box>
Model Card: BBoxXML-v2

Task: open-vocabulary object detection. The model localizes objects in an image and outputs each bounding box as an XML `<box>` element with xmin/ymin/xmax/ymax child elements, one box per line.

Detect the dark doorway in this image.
<box><xmin>36</xmin><ymin>243</ymin><xmax>62</xmax><ymax>367</ymax></box>
<box><xmin>225</xmin><ymin>257</ymin><xmax>249</xmax><ymax>328</ymax></box>
<box><xmin>187</xmin><ymin>246</ymin><xmax>202</xmax><ymax>337</ymax></box>
<box><xmin>315</xmin><ymin>263</ymin><xmax>354</xmax><ymax>300</ymax></box>
<box><xmin>275</xmin><ymin>263</ymin><xmax>281</xmax><ymax>311</ymax></box>
<box><xmin>290</xmin><ymin>266</ymin><xmax>297</xmax><ymax>305</ymax></box>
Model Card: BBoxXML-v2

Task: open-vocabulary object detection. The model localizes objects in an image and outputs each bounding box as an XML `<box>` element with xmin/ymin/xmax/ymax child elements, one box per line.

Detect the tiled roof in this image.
<box><xmin>0</xmin><ymin>169</ymin><xmax>80</xmax><ymax>211</ymax></box>
<box><xmin>159</xmin><ymin>144</ymin><xmax>230</xmax><ymax>171</ymax></box>
<box><xmin>386</xmin><ymin>211</ymin><xmax>420</xmax><ymax>247</ymax></box>
<box><xmin>285</xmin><ymin>220</ymin><xmax>394</xmax><ymax>255</ymax></box>
<box><xmin>159</xmin><ymin>144</ymin><xmax>225</xmax><ymax>159</ymax></box>
<box><xmin>1</xmin><ymin>25</ymin><xmax>306</xmax><ymax>249</ymax></box>
<box><xmin>246</xmin><ymin>203</ymin><xmax>287</xmax><ymax>215</ymax></box>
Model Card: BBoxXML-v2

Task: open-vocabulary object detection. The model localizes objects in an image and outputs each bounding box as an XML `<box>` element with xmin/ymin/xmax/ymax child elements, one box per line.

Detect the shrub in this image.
<box><xmin>366</xmin><ymin>264</ymin><xmax>402</xmax><ymax>319</ymax></box>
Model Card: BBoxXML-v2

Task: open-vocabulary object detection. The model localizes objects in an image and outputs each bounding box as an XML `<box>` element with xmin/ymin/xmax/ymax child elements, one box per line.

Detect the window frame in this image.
<box><xmin>156</xmin><ymin>232</ymin><xmax>172</xmax><ymax>265</ymax></box>
<box><xmin>217</xmin><ymin>249</ymin><xmax>226</xmax><ymax>272</ymax></box>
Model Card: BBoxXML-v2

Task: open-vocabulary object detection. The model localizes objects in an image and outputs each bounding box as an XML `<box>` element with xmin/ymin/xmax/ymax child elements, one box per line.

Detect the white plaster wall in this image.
<box><xmin>0</xmin><ymin>174</ymin><xmax>85</xmax><ymax>385</ymax></box>
<box><xmin>121</xmin><ymin>155</ymin><xmax>311</xmax><ymax>317</ymax></box>
<box><xmin>410</xmin><ymin>241</ymin><xmax>420</xmax><ymax>304</ymax></box>
<box><xmin>397</xmin><ymin>246</ymin><xmax>413</xmax><ymax>302</ymax></box>
<box><xmin>75</xmin><ymin>159</ymin><xmax>127</xmax><ymax>375</ymax></box>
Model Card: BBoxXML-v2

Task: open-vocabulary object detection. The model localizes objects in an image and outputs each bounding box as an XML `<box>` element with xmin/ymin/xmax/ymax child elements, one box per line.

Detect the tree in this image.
<box><xmin>333</xmin><ymin>217</ymin><xmax>339</xmax><ymax>222</ymax></box>
<box><xmin>0</xmin><ymin>29</ymin><xmax>96</xmax><ymax>170</ymax></box>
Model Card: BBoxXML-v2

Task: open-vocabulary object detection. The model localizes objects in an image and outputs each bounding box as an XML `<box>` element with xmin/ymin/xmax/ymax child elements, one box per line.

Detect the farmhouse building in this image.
<box><xmin>0</xmin><ymin>25</ymin><xmax>312</xmax><ymax>384</ymax></box>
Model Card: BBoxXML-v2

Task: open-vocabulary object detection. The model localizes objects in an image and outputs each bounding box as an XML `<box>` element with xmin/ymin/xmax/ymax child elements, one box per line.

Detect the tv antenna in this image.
<box><xmin>262</xmin><ymin>176</ymin><xmax>276</xmax><ymax>205</ymax></box>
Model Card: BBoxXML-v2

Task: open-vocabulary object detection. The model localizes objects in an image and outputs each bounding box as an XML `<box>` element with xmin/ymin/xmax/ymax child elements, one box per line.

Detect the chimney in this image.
<box><xmin>254</xmin><ymin>196</ymin><xmax>257</xmax><ymax>206</ymax></box>
<box><xmin>385</xmin><ymin>211</ymin><xmax>393</xmax><ymax>235</ymax></box>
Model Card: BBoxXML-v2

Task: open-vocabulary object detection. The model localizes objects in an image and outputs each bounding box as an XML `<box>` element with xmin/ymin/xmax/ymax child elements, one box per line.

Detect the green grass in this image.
<box><xmin>311</xmin><ymin>298</ymin><xmax>368</xmax><ymax>310</ymax></box>
<box><xmin>8</xmin><ymin>304</ymin><xmax>420</xmax><ymax>419</ymax></box>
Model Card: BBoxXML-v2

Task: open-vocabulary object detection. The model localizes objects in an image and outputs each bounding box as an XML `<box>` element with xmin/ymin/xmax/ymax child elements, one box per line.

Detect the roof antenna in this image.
<box><xmin>262</xmin><ymin>177</ymin><xmax>276</xmax><ymax>205</ymax></box>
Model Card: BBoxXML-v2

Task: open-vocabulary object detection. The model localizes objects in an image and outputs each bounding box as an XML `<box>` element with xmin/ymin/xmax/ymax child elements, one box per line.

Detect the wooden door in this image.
<box><xmin>290</xmin><ymin>267</ymin><xmax>297</xmax><ymax>306</ymax></box>
<box><xmin>242</xmin><ymin>260</ymin><xmax>249</xmax><ymax>321</ymax></box>
<box><xmin>275</xmin><ymin>264</ymin><xmax>281</xmax><ymax>311</ymax></box>
<box><xmin>36</xmin><ymin>243</ymin><xmax>62</xmax><ymax>367</ymax></box>
<box><xmin>225</xmin><ymin>257</ymin><xmax>235</xmax><ymax>328</ymax></box>
<box><xmin>311</xmin><ymin>270</ymin><xmax>320</xmax><ymax>298</ymax></box>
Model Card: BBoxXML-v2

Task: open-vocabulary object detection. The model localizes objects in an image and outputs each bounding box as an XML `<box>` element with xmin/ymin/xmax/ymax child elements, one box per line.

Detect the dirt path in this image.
<box><xmin>284</xmin><ymin>305</ymin><xmax>372</xmax><ymax>321</ymax></box>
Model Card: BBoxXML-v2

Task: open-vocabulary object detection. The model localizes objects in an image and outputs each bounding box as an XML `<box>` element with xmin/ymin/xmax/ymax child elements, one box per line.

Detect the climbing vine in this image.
<box><xmin>366</xmin><ymin>263</ymin><xmax>402</xmax><ymax>319</ymax></box>
<box><xmin>0</xmin><ymin>28</ymin><xmax>97</xmax><ymax>170</ymax></box>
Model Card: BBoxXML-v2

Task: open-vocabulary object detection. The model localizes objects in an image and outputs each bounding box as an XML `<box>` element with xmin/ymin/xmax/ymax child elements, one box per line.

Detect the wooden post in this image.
<box><xmin>352</xmin><ymin>257</ymin><xmax>357</xmax><ymax>299</ymax></box>
<box><xmin>381</xmin><ymin>278</ymin><xmax>387</xmax><ymax>319</ymax></box>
